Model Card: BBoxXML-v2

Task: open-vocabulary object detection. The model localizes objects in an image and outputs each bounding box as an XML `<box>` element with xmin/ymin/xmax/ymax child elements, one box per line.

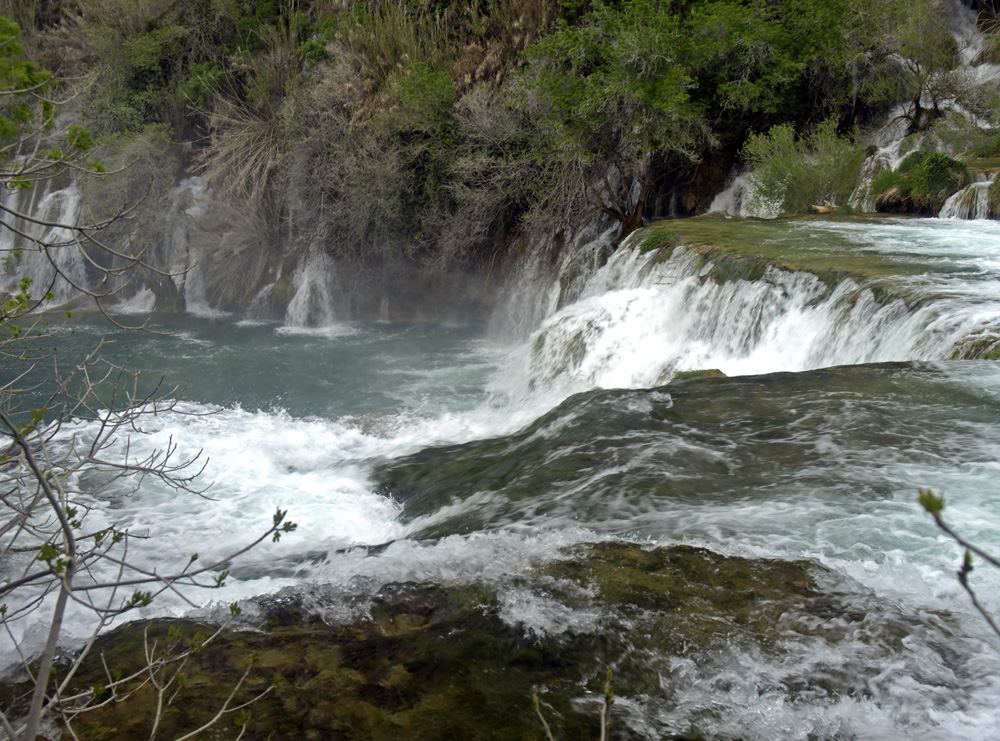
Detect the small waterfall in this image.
<box><xmin>1</xmin><ymin>175</ymin><xmax>213</xmax><ymax>312</ymax></box>
<box><xmin>0</xmin><ymin>182</ymin><xmax>88</xmax><ymax>306</ymax></box>
<box><xmin>161</xmin><ymin>177</ymin><xmax>210</xmax><ymax>314</ymax></box>
<box><xmin>707</xmin><ymin>169</ymin><xmax>750</xmax><ymax>217</ymax></box>
<box><xmin>284</xmin><ymin>250</ymin><xmax>340</xmax><ymax>328</ymax></box>
<box><xmin>950</xmin><ymin>0</ymin><xmax>1000</xmax><ymax>77</ymax></box>
<box><xmin>850</xmin><ymin>129</ymin><xmax>912</xmax><ymax>211</ymax></box>
<box><xmin>938</xmin><ymin>173</ymin><xmax>996</xmax><ymax>219</ymax></box>
<box><xmin>488</xmin><ymin>223</ymin><xmax>617</xmax><ymax>341</ymax></box>
<box><xmin>707</xmin><ymin>169</ymin><xmax>781</xmax><ymax>218</ymax></box>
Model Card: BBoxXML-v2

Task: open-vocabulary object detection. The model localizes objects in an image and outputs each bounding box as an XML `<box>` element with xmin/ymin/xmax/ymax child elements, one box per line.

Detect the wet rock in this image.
<box><xmin>949</xmin><ymin>326</ymin><xmax>1000</xmax><ymax>359</ymax></box>
<box><xmin>5</xmin><ymin>542</ymin><xmax>939</xmax><ymax>740</ymax></box>
<box><xmin>672</xmin><ymin>368</ymin><xmax>726</xmax><ymax>380</ymax></box>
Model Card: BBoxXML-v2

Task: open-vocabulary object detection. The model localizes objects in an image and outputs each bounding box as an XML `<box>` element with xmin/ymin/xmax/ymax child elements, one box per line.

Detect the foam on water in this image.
<box><xmin>497</xmin><ymin>218</ymin><xmax>1000</xmax><ymax>399</ymax></box>
<box><xmin>4</xmin><ymin>217</ymin><xmax>1000</xmax><ymax>736</ymax></box>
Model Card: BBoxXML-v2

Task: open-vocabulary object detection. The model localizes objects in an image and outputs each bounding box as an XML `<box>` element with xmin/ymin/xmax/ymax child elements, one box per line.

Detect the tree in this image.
<box><xmin>0</xmin><ymin>17</ymin><xmax>294</xmax><ymax>739</ymax></box>
<box><xmin>521</xmin><ymin>0</ymin><xmax>708</xmax><ymax>236</ymax></box>
<box><xmin>741</xmin><ymin>119</ymin><xmax>866</xmax><ymax>215</ymax></box>
<box><xmin>519</xmin><ymin>0</ymin><xmax>872</xmax><ymax>236</ymax></box>
<box><xmin>890</xmin><ymin>0</ymin><xmax>962</xmax><ymax>133</ymax></box>
<box><xmin>850</xmin><ymin>0</ymin><xmax>967</xmax><ymax>134</ymax></box>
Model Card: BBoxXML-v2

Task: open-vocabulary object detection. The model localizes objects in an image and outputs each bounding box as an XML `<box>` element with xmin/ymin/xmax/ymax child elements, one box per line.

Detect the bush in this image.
<box><xmin>741</xmin><ymin>119</ymin><xmax>866</xmax><ymax>214</ymax></box>
<box><xmin>872</xmin><ymin>150</ymin><xmax>968</xmax><ymax>211</ymax></box>
<box><xmin>905</xmin><ymin>151</ymin><xmax>967</xmax><ymax>199</ymax></box>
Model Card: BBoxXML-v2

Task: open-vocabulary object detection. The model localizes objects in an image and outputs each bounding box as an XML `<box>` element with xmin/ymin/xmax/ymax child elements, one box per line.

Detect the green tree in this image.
<box><xmin>522</xmin><ymin>0</ymin><xmax>706</xmax><ymax>235</ymax></box>
<box><xmin>520</xmin><ymin>0</ymin><xmax>879</xmax><ymax>235</ymax></box>
<box><xmin>890</xmin><ymin>0</ymin><xmax>962</xmax><ymax>133</ymax></box>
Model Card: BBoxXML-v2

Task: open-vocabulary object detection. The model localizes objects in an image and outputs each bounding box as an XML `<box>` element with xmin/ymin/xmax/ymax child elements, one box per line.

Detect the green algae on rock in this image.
<box><xmin>13</xmin><ymin>542</ymin><xmax>959</xmax><ymax>740</ymax></box>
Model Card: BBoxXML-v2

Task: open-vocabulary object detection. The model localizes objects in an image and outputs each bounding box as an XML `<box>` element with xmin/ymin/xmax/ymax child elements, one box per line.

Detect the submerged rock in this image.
<box><xmin>7</xmin><ymin>543</ymin><xmax>955</xmax><ymax>740</ymax></box>
<box><xmin>671</xmin><ymin>368</ymin><xmax>726</xmax><ymax>380</ymax></box>
<box><xmin>949</xmin><ymin>326</ymin><xmax>1000</xmax><ymax>359</ymax></box>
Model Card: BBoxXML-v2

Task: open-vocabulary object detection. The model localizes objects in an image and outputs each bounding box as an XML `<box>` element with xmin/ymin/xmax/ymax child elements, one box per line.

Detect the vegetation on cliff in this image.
<box><xmin>6</xmin><ymin>0</ymin><xmax>1000</xmax><ymax>309</ymax></box>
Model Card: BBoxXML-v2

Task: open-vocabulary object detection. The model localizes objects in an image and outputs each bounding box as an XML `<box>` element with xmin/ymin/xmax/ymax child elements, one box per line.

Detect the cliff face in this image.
<box><xmin>11</xmin><ymin>0</ymin><xmax>1000</xmax><ymax>324</ymax></box>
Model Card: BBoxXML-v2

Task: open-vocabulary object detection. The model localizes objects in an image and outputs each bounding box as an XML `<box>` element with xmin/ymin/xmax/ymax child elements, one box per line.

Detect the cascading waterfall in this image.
<box><xmin>283</xmin><ymin>248</ymin><xmax>340</xmax><ymax>329</ymax></box>
<box><xmin>0</xmin><ymin>182</ymin><xmax>87</xmax><ymax>305</ymax></box>
<box><xmin>707</xmin><ymin>169</ymin><xmax>783</xmax><ymax>219</ymax></box>
<box><xmin>939</xmin><ymin>171</ymin><xmax>997</xmax><ymax>219</ymax></box>
<box><xmin>486</xmin><ymin>222</ymin><xmax>618</xmax><ymax>340</ymax></box>
<box><xmin>163</xmin><ymin>176</ymin><xmax>209</xmax><ymax>312</ymax></box>
<box><xmin>3</xmin><ymin>215</ymin><xmax>1000</xmax><ymax>739</ymax></box>
<box><xmin>496</xmin><ymin>217</ymin><xmax>1000</xmax><ymax>399</ymax></box>
<box><xmin>0</xmin><ymin>175</ymin><xmax>212</xmax><ymax>311</ymax></box>
<box><xmin>952</xmin><ymin>0</ymin><xmax>1000</xmax><ymax>74</ymax></box>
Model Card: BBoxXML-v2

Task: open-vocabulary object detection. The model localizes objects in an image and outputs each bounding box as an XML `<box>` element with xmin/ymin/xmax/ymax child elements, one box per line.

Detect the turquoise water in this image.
<box><xmin>3</xmin><ymin>216</ymin><xmax>1000</xmax><ymax>738</ymax></box>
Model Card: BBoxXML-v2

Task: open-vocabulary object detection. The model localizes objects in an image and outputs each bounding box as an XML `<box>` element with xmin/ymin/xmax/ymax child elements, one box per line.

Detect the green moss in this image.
<box><xmin>637</xmin><ymin>227</ymin><xmax>679</xmax><ymax>255</ymax></box>
<box><xmin>871</xmin><ymin>169</ymin><xmax>904</xmax><ymax>196</ymax></box>
<box><xmin>948</xmin><ymin>328</ymin><xmax>1000</xmax><ymax>359</ymax></box>
<box><xmin>902</xmin><ymin>151</ymin><xmax>967</xmax><ymax>200</ymax></box>
<box><xmin>672</xmin><ymin>368</ymin><xmax>727</xmax><ymax>380</ymax></box>
<box><xmin>8</xmin><ymin>540</ymin><xmax>958</xmax><ymax>740</ymax></box>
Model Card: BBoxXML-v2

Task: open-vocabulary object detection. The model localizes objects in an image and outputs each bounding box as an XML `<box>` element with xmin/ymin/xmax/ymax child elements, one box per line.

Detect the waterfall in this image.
<box><xmin>1</xmin><ymin>175</ymin><xmax>212</xmax><ymax>312</ymax></box>
<box><xmin>0</xmin><ymin>182</ymin><xmax>87</xmax><ymax>306</ymax></box>
<box><xmin>496</xmin><ymin>219</ymin><xmax>1000</xmax><ymax>398</ymax></box>
<box><xmin>707</xmin><ymin>169</ymin><xmax>751</xmax><ymax>217</ymax></box>
<box><xmin>162</xmin><ymin>177</ymin><xmax>212</xmax><ymax>314</ymax></box>
<box><xmin>707</xmin><ymin>169</ymin><xmax>781</xmax><ymax>218</ymax></box>
<box><xmin>938</xmin><ymin>172</ymin><xmax>996</xmax><ymax>219</ymax></box>
<box><xmin>283</xmin><ymin>249</ymin><xmax>340</xmax><ymax>328</ymax></box>
<box><xmin>487</xmin><ymin>223</ymin><xmax>617</xmax><ymax>341</ymax></box>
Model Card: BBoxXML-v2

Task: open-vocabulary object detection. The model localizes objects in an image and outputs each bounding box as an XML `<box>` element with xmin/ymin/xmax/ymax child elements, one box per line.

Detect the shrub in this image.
<box><xmin>741</xmin><ymin>119</ymin><xmax>866</xmax><ymax>214</ymax></box>
<box><xmin>904</xmin><ymin>151</ymin><xmax>967</xmax><ymax>201</ymax></box>
<box><xmin>872</xmin><ymin>150</ymin><xmax>968</xmax><ymax>211</ymax></box>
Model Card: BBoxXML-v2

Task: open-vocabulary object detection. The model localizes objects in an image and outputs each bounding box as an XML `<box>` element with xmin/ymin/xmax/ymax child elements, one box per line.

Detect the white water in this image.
<box><xmin>3</xmin><ymin>218</ymin><xmax>1000</xmax><ymax>737</ymax></box>
<box><xmin>283</xmin><ymin>248</ymin><xmax>340</xmax><ymax>328</ymax></box>
<box><xmin>0</xmin><ymin>184</ymin><xmax>87</xmax><ymax>305</ymax></box>
<box><xmin>708</xmin><ymin>170</ymin><xmax>782</xmax><ymax>219</ymax></box>
<box><xmin>939</xmin><ymin>172</ymin><xmax>996</xmax><ymax>219</ymax></box>
<box><xmin>501</xmin><ymin>217</ymin><xmax>1000</xmax><ymax>400</ymax></box>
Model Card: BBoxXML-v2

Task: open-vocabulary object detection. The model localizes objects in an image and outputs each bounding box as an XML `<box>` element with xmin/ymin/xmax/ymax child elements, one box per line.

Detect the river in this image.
<box><xmin>2</xmin><ymin>215</ymin><xmax>1000</xmax><ymax>738</ymax></box>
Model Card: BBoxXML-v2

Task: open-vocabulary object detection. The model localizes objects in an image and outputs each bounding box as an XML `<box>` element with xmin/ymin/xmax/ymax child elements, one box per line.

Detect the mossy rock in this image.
<box><xmin>636</xmin><ymin>226</ymin><xmax>679</xmax><ymax>255</ymax></box>
<box><xmin>7</xmin><ymin>541</ymin><xmax>932</xmax><ymax>740</ymax></box>
<box><xmin>873</xmin><ymin>151</ymin><xmax>969</xmax><ymax>214</ymax></box>
<box><xmin>672</xmin><ymin>368</ymin><xmax>726</xmax><ymax>380</ymax></box>
<box><xmin>989</xmin><ymin>178</ymin><xmax>1000</xmax><ymax>218</ymax></box>
<box><xmin>948</xmin><ymin>327</ymin><xmax>1000</xmax><ymax>359</ymax></box>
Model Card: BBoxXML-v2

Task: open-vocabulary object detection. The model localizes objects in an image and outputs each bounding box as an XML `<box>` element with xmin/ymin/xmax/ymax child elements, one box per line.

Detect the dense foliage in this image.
<box><xmin>872</xmin><ymin>150</ymin><xmax>970</xmax><ymax>213</ymax></box>
<box><xmin>741</xmin><ymin>120</ymin><xmax>867</xmax><ymax>214</ymax></box>
<box><xmin>6</xmin><ymin>0</ymin><xmax>1000</xmax><ymax>307</ymax></box>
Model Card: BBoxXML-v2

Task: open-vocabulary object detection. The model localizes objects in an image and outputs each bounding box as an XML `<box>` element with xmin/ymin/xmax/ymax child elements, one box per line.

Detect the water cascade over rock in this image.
<box><xmin>493</xmin><ymin>216</ymin><xmax>1000</xmax><ymax>403</ymax></box>
<box><xmin>939</xmin><ymin>171</ymin><xmax>999</xmax><ymax>218</ymax></box>
<box><xmin>0</xmin><ymin>183</ymin><xmax>86</xmax><ymax>306</ymax></box>
<box><xmin>0</xmin><ymin>175</ymin><xmax>209</xmax><ymax>312</ymax></box>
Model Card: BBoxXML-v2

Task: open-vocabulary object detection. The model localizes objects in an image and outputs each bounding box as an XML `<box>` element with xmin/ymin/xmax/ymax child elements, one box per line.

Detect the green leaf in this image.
<box><xmin>37</xmin><ymin>543</ymin><xmax>60</xmax><ymax>562</ymax></box>
<box><xmin>918</xmin><ymin>488</ymin><xmax>945</xmax><ymax>516</ymax></box>
<box><xmin>66</xmin><ymin>124</ymin><xmax>94</xmax><ymax>151</ymax></box>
